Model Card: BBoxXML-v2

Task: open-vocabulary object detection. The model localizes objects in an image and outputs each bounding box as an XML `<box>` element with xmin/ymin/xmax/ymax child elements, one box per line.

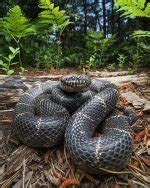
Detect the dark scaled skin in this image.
<box><xmin>60</xmin><ymin>74</ymin><xmax>91</xmax><ymax>92</ymax></box>
<box><xmin>15</xmin><ymin>81</ymin><xmax>70</xmax><ymax>148</ymax></box>
<box><xmin>14</xmin><ymin>74</ymin><xmax>137</xmax><ymax>173</ymax></box>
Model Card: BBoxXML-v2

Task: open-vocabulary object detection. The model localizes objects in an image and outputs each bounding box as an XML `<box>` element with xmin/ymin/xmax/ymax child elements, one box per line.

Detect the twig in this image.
<box><xmin>52</xmin><ymin>165</ymin><xmax>66</xmax><ymax>181</ymax></box>
<box><xmin>44</xmin><ymin>149</ymin><xmax>51</xmax><ymax>163</ymax></box>
<box><xmin>22</xmin><ymin>158</ymin><xmax>26</xmax><ymax>188</ymax></box>
<box><xmin>98</xmin><ymin>167</ymin><xmax>132</xmax><ymax>174</ymax></box>
<box><xmin>63</xmin><ymin>146</ymin><xmax>70</xmax><ymax>166</ymax></box>
<box><xmin>59</xmin><ymin>178</ymin><xmax>80</xmax><ymax>188</ymax></box>
<box><xmin>139</xmin><ymin>156</ymin><xmax>150</xmax><ymax>167</ymax></box>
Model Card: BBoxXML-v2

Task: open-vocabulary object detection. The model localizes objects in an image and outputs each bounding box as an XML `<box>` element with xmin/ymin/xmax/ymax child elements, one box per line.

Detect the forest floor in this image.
<box><xmin>22</xmin><ymin>67</ymin><xmax>149</xmax><ymax>77</ymax></box>
<box><xmin>0</xmin><ymin>70</ymin><xmax>149</xmax><ymax>188</ymax></box>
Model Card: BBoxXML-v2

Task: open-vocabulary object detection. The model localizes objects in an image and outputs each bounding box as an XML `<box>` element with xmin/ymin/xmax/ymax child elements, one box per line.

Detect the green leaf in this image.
<box><xmin>7</xmin><ymin>70</ymin><xmax>14</xmax><ymax>75</ymax></box>
<box><xmin>39</xmin><ymin>0</ymin><xmax>53</xmax><ymax>8</ymax></box>
<box><xmin>144</xmin><ymin>3</ymin><xmax>150</xmax><ymax>15</ymax></box>
<box><xmin>115</xmin><ymin>0</ymin><xmax>149</xmax><ymax>18</ymax></box>
<box><xmin>132</xmin><ymin>30</ymin><xmax>150</xmax><ymax>38</ymax></box>
<box><xmin>1</xmin><ymin>67</ymin><xmax>7</xmax><ymax>71</ymax></box>
<box><xmin>59</xmin><ymin>10</ymin><xmax>66</xmax><ymax>15</ymax></box>
<box><xmin>137</xmin><ymin>0</ymin><xmax>146</xmax><ymax>9</ymax></box>
<box><xmin>2</xmin><ymin>63</ymin><xmax>8</xmax><ymax>68</ymax></box>
<box><xmin>20</xmin><ymin>67</ymin><xmax>25</xmax><ymax>71</ymax></box>
<box><xmin>49</xmin><ymin>3</ymin><xmax>54</xmax><ymax>10</ymax></box>
<box><xmin>0</xmin><ymin>60</ymin><xmax>4</xmax><ymax>65</ymax></box>
<box><xmin>9</xmin><ymin>46</ymin><xmax>15</xmax><ymax>53</ymax></box>
<box><xmin>19</xmin><ymin>67</ymin><xmax>25</xmax><ymax>75</ymax></box>
<box><xmin>8</xmin><ymin>54</ymin><xmax>15</xmax><ymax>61</ymax></box>
<box><xmin>11</xmin><ymin>62</ymin><xmax>19</xmax><ymax>65</ymax></box>
<box><xmin>52</xmin><ymin>6</ymin><xmax>60</xmax><ymax>15</ymax></box>
<box><xmin>9</xmin><ymin>46</ymin><xmax>20</xmax><ymax>54</ymax></box>
<box><xmin>3</xmin><ymin>56</ymin><xmax>10</xmax><ymax>62</ymax></box>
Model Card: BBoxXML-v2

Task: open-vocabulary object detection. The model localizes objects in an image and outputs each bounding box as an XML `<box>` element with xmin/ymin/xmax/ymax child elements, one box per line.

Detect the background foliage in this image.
<box><xmin>0</xmin><ymin>0</ymin><xmax>149</xmax><ymax>74</ymax></box>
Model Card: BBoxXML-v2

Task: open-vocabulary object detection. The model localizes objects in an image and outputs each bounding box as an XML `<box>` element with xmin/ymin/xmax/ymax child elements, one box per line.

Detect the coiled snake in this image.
<box><xmin>15</xmin><ymin>74</ymin><xmax>137</xmax><ymax>172</ymax></box>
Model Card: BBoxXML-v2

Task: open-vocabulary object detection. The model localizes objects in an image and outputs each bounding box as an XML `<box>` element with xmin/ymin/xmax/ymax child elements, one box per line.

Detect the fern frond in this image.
<box><xmin>87</xmin><ymin>29</ymin><xmax>104</xmax><ymax>40</ymax></box>
<box><xmin>144</xmin><ymin>3</ymin><xmax>150</xmax><ymax>15</ymax></box>
<box><xmin>38</xmin><ymin>0</ymin><xmax>70</xmax><ymax>31</ymax></box>
<box><xmin>120</xmin><ymin>6</ymin><xmax>148</xmax><ymax>17</ymax></box>
<box><xmin>115</xmin><ymin>0</ymin><xmax>150</xmax><ymax>18</ymax></box>
<box><xmin>139</xmin><ymin>42</ymin><xmax>150</xmax><ymax>51</ymax></box>
<box><xmin>0</xmin><ymin>6</ymin><xmax>36</xmax><ymax>38</ymax></box>
<box><xmin>39</xmin><ymin>0</ymin><xmax>53</xmax><ymax>9</ymax></box>
<box><xmin>137</xmin><ymin>0</ymin><xmax>145</xmax><ymax>9</ymax></box>
<box><xmin>132</xmin><ymin>30</ymin><xmax>150</xmax><ymax>38</ymax></box>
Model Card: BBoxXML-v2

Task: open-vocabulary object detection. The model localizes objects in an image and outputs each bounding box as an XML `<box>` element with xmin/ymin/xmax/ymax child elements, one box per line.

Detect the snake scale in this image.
<box><xmin>15</xmin><ymin>74</ymin><xmax>137</xmax><ymax>172</ymax></box>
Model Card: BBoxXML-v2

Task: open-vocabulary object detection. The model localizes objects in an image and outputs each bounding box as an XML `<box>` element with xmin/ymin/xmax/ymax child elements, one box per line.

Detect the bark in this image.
<box><xmin>102</xmin><ymin>0</ymin><xmax>106</xmax><ymax>37</ymax></box>
<box><xmin>0</xmin><ymin>73</ymin><xmax>148</xmax><ymax>126</ymax></box>
<box><xmin>93</xmin><ymin>0</ymin><xmax>99</xmax><ymax>31</ymax></box>
<box><xmin>83</xmin><ymin>0</ymin><xmax>87</xmax><ymax>34</ymax></box>
<box><xmin>117</xmin><ymin>11</ymin><xmax>121</xmax><ymax>38</ymax></box>
<box><xmin>111</xmin><ymin>0</ymin><xmax>114</xmax><ymax>34</ymax></box>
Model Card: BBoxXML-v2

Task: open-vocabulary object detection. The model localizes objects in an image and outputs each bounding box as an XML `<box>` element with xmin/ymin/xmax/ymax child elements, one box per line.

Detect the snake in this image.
<box><xmin>14</xmin><ymin>74</ymin><xmax>137</xmax><ymax>172</ymax></box>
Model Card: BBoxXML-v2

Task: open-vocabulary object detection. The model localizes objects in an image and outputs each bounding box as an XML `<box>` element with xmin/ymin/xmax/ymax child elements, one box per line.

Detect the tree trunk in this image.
<box><xmin>83</xmin><ymin>0</ymin><xmax>87</xmax><ymax>34</ymax></box>
<box><xmin>111</xmin><ymin>0</ymin><xmax>114</xmax><ymax>34</ymax></box>
<box><xmin>117</xmin><ymin>12</ymin><xmax>121</xmax><ymax>38</ymax></box>
<box><xmin>102</xmin><ymin>0</ymin><xmax>106</xmax><ymax>37</ymax></box>
<box><xmin>93</xmin><ymin>0</ymin><xmax>99</xmax><ymax>31</ymax></box>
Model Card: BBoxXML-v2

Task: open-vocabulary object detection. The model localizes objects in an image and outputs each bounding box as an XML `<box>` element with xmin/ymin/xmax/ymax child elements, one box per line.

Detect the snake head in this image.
<box><xmin>60</xmin><ymin>74</ymin><xmax>91</xmax><ymax>92</ymax></box>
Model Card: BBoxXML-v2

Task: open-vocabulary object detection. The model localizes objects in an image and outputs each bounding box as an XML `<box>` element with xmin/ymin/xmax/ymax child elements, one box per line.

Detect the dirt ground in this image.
<box><xmin>0</xmin><ymin>71</ymin><xmax>149</xmax><ymax>188</ymax></box>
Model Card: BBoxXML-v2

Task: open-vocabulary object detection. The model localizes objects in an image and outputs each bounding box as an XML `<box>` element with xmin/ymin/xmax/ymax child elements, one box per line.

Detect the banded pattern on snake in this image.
<box><xmin>14</xmin><ymin>74</ymin><xmax>137</xmax><ymax>172</ymax></box>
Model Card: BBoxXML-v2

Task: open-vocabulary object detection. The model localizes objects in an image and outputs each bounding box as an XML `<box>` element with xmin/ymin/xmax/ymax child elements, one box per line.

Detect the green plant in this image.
<box><xmin>115</xmin><ymin>1</ymin><xmax>150</xmax><ymax>43</ymax></box>
<box><xmin>115</xmin><ymin>0</ymin><xmax>150</xmax><ymax>39</ymax></box>
<box><xmin>85</xmin><ymin>29</ymin><xmax>115</xmax><ymax>68</ymax></box>
<box><xmin>82</xmin><ymin>67</ymin><xmax>90</xmax><ymax>74</ymax></box>
<box><xmin>0</xmin><ymin>5</ymin><xmax>36</xmax><ymax>40</ymax></box>
<box><xmin>0</xmin><ymin>5</ymin><xmax>36</xmax><ymax>38</ymax></box>
<box><xmin>38</xmin><ymin>0</ymin><xmax>71</xmax><ymax>34</ymax></box>
<box><xmin>139</xmin><ymin>41</ymin><xmax>150</xmax><ymax>51</ymax></box>
<box><xmin>115</xmin><ymin>0</ymin><xmax>150</xmax><ymax>18</ymax></box>
<box><xmin>115</xmin><ymin>0</ymin><xmax>150</xmax><ymax>69</ymax></box>
<box><xmin>87</xmin><ymin>53</ymin><xmax>97</xmax><ymax>69</ymax></box>
<box><xmin>32</xmin><ymin>41</ymin><xmax>65</xmax><ymax>69</ymax></box>
<box><xmin>107</xmin><ymin>63</ymin><xmax>116</xmax><ymax>71</ymax></box>
<box><xmin>132</xmin><ymin>30</ymin><xmax>150</xmax><ymax>65</ymax></box>
<box><xmin>132</xmin><ymin>30</ymin><xmax>150</xmax><ymax>38</ymax></box>
<box><xmin>0</xmin><ymin>47</ymin><xmax>19</xmax><ymax>75</ymax></box>
<box><xmin>117</xmin><ymin>54</ymin><xmax>127</xmax><ymax>70</ymax></box>
<box><xmin>0</xmin><ymin>0</ymin><xmax>70</xmax><ymax>70</ymax></box>
<box><xmin>115</xmin><ymin>0</ymin><xmax>150</xmax><ymax>42</ymax></box>
<box><xmin>64</xmin><ymin>46</ymin><xmax>86</xmax><ymax>67</ymax></box>
<box><xmin>55</xmin><ymin>42</ymin><xmax>65</xmax><ymax>68</ymax></box>
<box><xmin>0</xmin><ymin>5</ymin><xmax>36</xmax><ymax>67</ymax></box>
<box><xmin>128</xmin><ymin>52</ymin><xmax>141</xmax><ymax>73</ymax></box>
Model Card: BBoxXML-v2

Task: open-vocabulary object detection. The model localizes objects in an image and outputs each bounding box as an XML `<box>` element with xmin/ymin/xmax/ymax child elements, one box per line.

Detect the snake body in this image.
<box><xmin>15</xmin><ymin>74</ymin><xmax>137</xmax><ymax>172</ymax></box>
<box><xmin>15</xmin><ymin>81</ymin><xmax>70</xmax><ymax>147</ymax></box>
